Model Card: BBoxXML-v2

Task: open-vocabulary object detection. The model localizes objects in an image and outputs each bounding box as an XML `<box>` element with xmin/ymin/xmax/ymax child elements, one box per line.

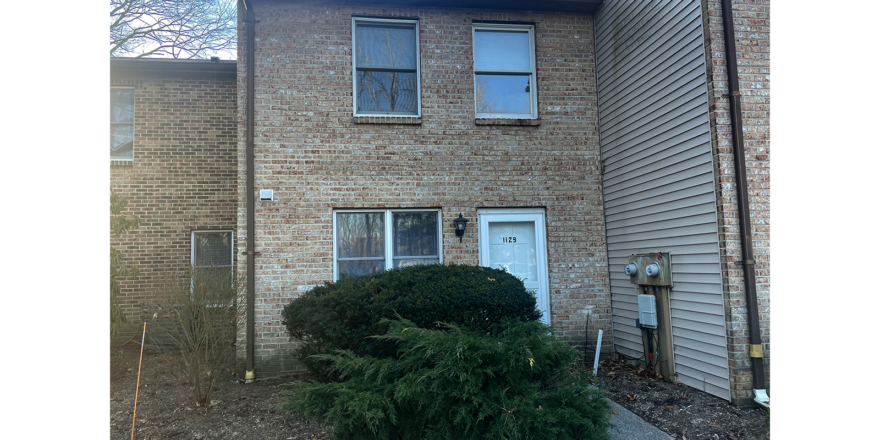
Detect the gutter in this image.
<box><xmin>244</xmin><ymin>0</ymin><xmax>257</xmax><ymax>384</ymax></box>
<box><xmin>720</xmin><ymin>0</ymin><xmax>768</xmax><ymax>409</ymax></box>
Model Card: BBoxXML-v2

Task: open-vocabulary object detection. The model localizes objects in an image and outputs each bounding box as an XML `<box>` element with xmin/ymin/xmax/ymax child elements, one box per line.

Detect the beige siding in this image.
<box><xmin>595</xmin><ymin>0</ymin><xmax>730</xmax><ymax>400</ymax></box>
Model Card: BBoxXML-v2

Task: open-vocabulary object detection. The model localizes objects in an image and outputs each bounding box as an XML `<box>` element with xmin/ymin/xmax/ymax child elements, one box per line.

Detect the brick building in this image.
<box><xmin>110</xmin><ymin>0</ymin><xmax>769</xmax><ymax>407</ymax></box>
<box><xmin>110</xmin><ymin>58</ymin><xmax>239</xmax><ymax>342</ymax></box>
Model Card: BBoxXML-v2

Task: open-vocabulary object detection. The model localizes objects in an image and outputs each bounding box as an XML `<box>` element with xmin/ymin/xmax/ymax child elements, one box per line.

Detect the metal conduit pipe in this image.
<box><xmin>244</xmin><ymin>0</ymin><xmax>257</xmax><ymax>384</ymax></box>
<box><xmin>720</xmin><ymin>0</ymin><xmax>768</xmax><ymax>408</ymax></box>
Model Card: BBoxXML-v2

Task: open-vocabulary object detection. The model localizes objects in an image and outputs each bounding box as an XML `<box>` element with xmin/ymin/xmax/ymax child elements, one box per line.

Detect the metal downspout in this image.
<box><xmin>720</xmin><ymin>0</ymin><xmax>768</xmax><ymax>408</ymax></box>
<box><xmin>244</xmin><ymin>0</ymin><xmax>257</xmax><ymax>383</ymax></box>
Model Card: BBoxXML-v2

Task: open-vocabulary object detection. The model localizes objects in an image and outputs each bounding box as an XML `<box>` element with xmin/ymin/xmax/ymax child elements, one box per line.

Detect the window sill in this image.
<box><xmin>111</xmin><ymin>159</ymin><xmax>133</xmax><ymax>167</ymax></box>
<box><xmin>475</xmin><ymin>118</ymin><xmax>541</xmax><ymax>126</ymax></box>
<box><xmin>353</xmin><ymin>116</ymin><xmax>422</xmax><ymax>125</ymax></box>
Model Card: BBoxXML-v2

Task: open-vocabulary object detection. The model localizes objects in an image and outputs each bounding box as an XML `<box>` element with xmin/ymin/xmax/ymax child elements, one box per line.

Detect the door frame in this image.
<box><xmin>477</xmin><ymin>208</ymin><xmax>551</xmax><ymax>324</ymax></box>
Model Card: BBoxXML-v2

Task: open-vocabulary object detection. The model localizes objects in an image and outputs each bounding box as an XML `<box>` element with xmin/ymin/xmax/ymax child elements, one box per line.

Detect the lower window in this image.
<box><xmin>334</xmin><ymin>209</ymin><xmax>442</xmax><ymax>280</ymax></box>
<box><xmin>192</xmin><ymin>230</ymin><xmax>234</xmax><ymax>276</ymax></box>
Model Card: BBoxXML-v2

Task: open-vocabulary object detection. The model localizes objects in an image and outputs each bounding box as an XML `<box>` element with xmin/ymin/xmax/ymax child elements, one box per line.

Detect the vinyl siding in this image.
<box><xmin>595</xmin><ymin>0</ymin><xmax>731</xmax><ymax>401</ymax></box>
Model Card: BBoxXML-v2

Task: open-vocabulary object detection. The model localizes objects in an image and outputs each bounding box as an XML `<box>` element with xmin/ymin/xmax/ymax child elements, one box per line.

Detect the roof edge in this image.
<box><xmin>110</xmin><ymin>57</ymin><xmax>237</xmax><ymax>77</ymax></box>
<box><xmin>259</xmin><ymin>0</ymin><xmax>604</xmax><ymax>14</ymax></box>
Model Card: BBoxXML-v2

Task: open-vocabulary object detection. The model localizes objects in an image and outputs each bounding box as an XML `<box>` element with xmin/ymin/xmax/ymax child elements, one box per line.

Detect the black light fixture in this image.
<box><xmin>454</xmin><ymin>214</ymin><xmax>469</xmax><ymax>243</ymax></box>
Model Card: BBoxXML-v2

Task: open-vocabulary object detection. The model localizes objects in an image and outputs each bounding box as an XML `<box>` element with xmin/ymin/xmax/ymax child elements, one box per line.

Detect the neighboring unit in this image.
<box><xmin>110</xmin><ymin>58</ymin><xmax>238</xmax><ymax>342</ymax></box>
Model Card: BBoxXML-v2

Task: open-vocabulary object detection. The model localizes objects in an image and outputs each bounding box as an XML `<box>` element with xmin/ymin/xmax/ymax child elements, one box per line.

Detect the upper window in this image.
<box><xmin>110</xmin><ymin>88</ymin><xmax>134</xmax><ymax>161</ymax></box>
<box><xmin>472</xmin><ymin>24</ymin><xmax>537</xmax><ymax>118</ymax></box>
<box><xmin>352</xmin><ymin>18</ymin><xmax>421</xmax><ymax>116</ymax></box>
<box><xmin>334</xmin><ymin>210</ymin><xmax>441</xmax><ymax>280</ymax></box>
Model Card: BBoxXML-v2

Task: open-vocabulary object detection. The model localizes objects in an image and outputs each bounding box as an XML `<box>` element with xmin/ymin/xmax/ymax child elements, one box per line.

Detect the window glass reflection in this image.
<box><xmin>474</xmin><ymin>30</ymin><xmax>530</xmax><ymax>71</ymax></box>
<box><xmin>336</xmin><ymin>213</ymin><xmax>385</xmax><ymax>258</ymax></box>
<box><xmin>356</xmin><ymin>71</ymin><xmax>418</xmax><ymax>114</ymax></box>
<box><xmin>475</xmin><ymin>74</ymin><xmax>531</xmax><ymax>115</ymax></box>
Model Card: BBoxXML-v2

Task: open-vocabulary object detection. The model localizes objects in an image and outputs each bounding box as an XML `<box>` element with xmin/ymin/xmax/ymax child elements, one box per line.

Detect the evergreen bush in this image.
<box><xmin>282</xmin><ymin>264</ymin><xmax>542</xmax><ymax>380</ymax></box>
<box><xmin>284</xmin><ymin>319</ymin><xmax>611</xmax><ymax>440</ymax></box>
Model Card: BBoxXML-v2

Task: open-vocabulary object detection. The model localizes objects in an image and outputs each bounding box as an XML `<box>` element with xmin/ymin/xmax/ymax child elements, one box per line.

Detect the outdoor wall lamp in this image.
<box><xmin>454</xmin><ymin>214</ymin><xmax>469</xmax><ymax>243</ymax></box>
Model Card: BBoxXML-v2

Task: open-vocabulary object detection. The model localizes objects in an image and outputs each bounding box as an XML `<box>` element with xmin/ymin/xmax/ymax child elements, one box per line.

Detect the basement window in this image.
<box><xmin>352</xmin><ymin>17</ymin><xmax>421</xmax><ymax>117</ymax></box>
<box><xmin>333</xmin><ymin>209</ymin><xmax>441</xmax><ymax>280</ymax></box>
<box><xmin>110</xmin><ymin>88</ymin><xmax>134</xmax><ymax>161</ymax></box>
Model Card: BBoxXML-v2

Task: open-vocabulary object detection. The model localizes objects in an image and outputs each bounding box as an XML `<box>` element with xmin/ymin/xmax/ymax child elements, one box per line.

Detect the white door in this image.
<box><xmin>478</xmin><ymin>209</ymin><xmax>550</xmax><ymax>324</ymax></box>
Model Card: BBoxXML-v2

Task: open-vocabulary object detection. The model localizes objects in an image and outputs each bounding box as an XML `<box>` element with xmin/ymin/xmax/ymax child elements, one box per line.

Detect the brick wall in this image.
<box><xmin>700</xmin><ymin>0</ymin><xmax>770</xmax><ymax>406</ymax></box>
<box><xmin>237</xmin><ymin>1</ymin><xmax>609</xmax><ymax>376</ymax></box>
<box><xmin>110</xmin><ymin>67</ymin><xmax>238</xmax><ymax>340</ymax></box>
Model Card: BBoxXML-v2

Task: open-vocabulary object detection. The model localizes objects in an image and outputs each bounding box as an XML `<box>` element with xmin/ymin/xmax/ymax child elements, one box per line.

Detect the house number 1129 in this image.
<box><xmin>502</xmin><ymin>237</ymin><xmax>517</xmax><ymax>243</ymax></box>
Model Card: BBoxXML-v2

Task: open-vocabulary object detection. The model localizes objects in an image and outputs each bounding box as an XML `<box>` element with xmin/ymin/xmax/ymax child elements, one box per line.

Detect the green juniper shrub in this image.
<box><xmin>284</xmin><ymin>318</ymin><xmax>611</xmax><ymax>440</ymax></box>
<box><xmin>282</xmin><ymin>264</ymin><xmax>542</xmax><ymax>380</ymax></box>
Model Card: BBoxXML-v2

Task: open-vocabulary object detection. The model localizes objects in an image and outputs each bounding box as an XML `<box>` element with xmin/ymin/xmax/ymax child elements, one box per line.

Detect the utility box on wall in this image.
<box><xmin>637</xmin><ymin>294</ymin><xmax>658</xmax><ymax>329</ymax></box>
<box><xmin>626</xmin><ymin>253</ymin><xmax>672</xmax><ymax>287</ymax></box>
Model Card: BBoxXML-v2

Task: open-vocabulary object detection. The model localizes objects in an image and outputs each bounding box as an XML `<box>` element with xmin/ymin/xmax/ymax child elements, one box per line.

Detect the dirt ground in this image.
<box><xmin>111</xmin><ymin>342</ymin><xmax>769</xmax><ymax>440</ymax></box>
<box><xmin>110</xmin><ymin>343</ymin><xmax>333</xmax><ymax>440</ymax></box>
<box><xmin>597</xmin><ymin>358</ymin><xmax>769</xmax><ymax>440</ymax></box>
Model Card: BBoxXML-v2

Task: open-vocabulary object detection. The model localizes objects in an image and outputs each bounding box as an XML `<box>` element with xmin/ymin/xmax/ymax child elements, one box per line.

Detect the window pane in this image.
<box><xmin>339</xmin><ymin>260</ymin><xmax>385</xmax><ymax>278</ymax></box>
<box><xmin>111</xmin><ymin>89</ymin><xmax>134</xmax><ymax>123</ymax></box>
<box><xmin>356</xmin><ymin>24</ymin><xmax>416</xmax><ymax>68</ymax></box>
<box><xmin>475</xmin><ymin>74</ymin><xmax>531</xmax><ymax>115</ymax></box>
<box><xmin>337</xmin><ymin>212</ymin><xmax>385</xmax><ymax>258</ymax></box>
<box><xmin>393</xmin><ymin>212</ymin><xmax>438</xmax><ymax>257</ymax></box>
<box><xmin>194</xmin><ymin>232</ymin><xmax>232</xmax><ymax>267</ymax></box>
<box><xmin>356</xmin><ymin>71</ymin><xmax>418</xmax><ymax>114</ymax></box>
<box><xmin>111</xmin><ymin>124</ymin><xmax>134</xmax><ymax>160</ymax></box>
<box><xmin>474</xmin><ymin>30</ymin><xmax>530</xmax><ymax>71</ymax></box>
<box><xmin>393</xmin><ymin>258</ymin><xmax>440</xmax><ymax>269</ymax></box>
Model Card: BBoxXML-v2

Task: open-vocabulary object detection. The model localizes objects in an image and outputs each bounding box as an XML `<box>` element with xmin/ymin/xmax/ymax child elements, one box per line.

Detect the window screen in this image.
<box><xmin>393</xmin><ymin>211</ymin><xmax>439</xmax><ymax>268</ymax></box>
<box><xmin>193</xmin><ymin>231</ymin><xmax>233</xmax><ymax>269</ymax></box>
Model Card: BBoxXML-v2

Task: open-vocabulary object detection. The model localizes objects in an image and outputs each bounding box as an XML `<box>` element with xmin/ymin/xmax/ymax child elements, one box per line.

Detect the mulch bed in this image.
<box><xmin>597</xmin><ymin>358</ymin><xmax>769</xmax><ymax>440</ymax></box>
<box><xmin>110</xmin><ymin>343</ymin><xmax>332</xmax><ymax>440</ymax></box>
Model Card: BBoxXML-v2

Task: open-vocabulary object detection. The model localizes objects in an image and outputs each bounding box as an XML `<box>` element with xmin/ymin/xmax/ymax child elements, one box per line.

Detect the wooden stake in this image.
<box><xmin>131</xmin><ymin>322</ymin><xmax>146</xmax><ymax>440</ymax></box>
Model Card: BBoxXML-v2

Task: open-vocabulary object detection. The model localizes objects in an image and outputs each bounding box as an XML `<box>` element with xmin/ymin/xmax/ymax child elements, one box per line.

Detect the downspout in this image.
<box><xmin>720</xmin><ymin>0</ymin><xmax>768</xmax><ymax>409</ymax></box>
<box><xmin>244</xmin><ymin>0</ymin><xmax>257</xmax><ymax>384</ymax></box>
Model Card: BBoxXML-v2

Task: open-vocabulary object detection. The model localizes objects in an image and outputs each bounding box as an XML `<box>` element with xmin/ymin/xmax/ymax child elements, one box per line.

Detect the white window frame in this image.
<box><xmin>110</xmin><ymin>86</ymin><xmax>135</xmax><ymax>162</ymax></box>
<box><xmin>472</xmin><ymin>23</ymin><xmax>537</xmax><ymax>119</ymax></box>
<box><xmin>351</xmin><ymin>17</ymin><xmax>422</xmax><ymax>117</ymax></box>
<box><xmin>332</xmin><ymin>209</ymin><xmax>443</xmax><ymax>281</ymax></box>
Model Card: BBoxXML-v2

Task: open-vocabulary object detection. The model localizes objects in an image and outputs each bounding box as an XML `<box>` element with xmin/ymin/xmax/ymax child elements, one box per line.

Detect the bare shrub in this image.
<box><xmin>147</xmin><ymin>266</ymin><xmax>245</xmax><ymax>406</ymax></box>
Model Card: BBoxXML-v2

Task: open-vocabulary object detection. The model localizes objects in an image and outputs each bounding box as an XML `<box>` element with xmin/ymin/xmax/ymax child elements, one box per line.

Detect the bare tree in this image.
<box><xmin>475</xmin><ymin>76</ymin><xmax>531</xmax><ymax>115</ymax></box>
<box><xmin>110</xmin><ymin>0</ymin><xmax>236</xmax><ymax>59</ymax></box>
<box><xmin>356</xmin><ymin>27</ymin><xmax>417</xmax><ymax>113</ymax></box>
<box><xmin>475</xmin><ymin>76</ymin><xmax>499</xmax><ymax>114</ymax></box>
<box><xmin>147</xmin><ymin>266</ymin><xmax>245</xmax><ymax>406</ymax></box>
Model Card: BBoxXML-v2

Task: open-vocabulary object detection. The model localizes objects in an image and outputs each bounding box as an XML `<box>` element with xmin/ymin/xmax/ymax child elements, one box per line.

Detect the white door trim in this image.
<box><xmin>478</xmin><ymin>209</ymin><xmax>551</xmax><ymax>324</ymax></box>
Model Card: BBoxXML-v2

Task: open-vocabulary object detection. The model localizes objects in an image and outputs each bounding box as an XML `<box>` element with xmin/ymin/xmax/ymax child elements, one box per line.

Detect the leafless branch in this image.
<box><xmin>110</xmin><ymin>0</ymin><xmax>236</xmax><ymax>59</ymax></box>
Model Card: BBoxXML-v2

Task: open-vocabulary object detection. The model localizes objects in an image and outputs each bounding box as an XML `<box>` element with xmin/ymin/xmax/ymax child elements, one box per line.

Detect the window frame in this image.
<box><xmin>110</xmin><ymin>86</ymin><xmax>135</xmax><ymax>162</ymax></box>
<box><xmin>332</xmin><ymin>209</ymin><xmax>443</xmax><ymax>281</ymax></box>
<box><xmin>191</xmin><ymin>230</ymin><xmax>235</xmax><ymax>270</ymax></box>
<box><xmin>351</xmin><ymin>17</ymin><xmax>422</xmax><ymax>117</ymax></box>
<box><xmin>190</xmin><ymin>230</ymin><xmax>235</xmax><ymax>306</ymax></box>
<box><xmin>471</xmin><ymin>23</ymin><xmax>538</xmax><ymax>119</ymax></box>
